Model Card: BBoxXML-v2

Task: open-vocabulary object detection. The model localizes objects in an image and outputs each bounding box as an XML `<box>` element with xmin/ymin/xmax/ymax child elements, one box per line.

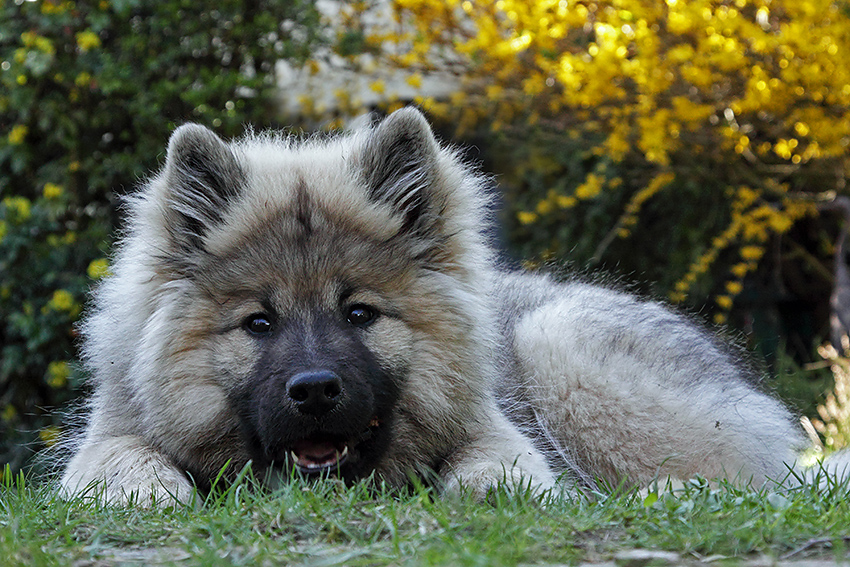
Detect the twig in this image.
<box><xmin>784</xmin><ymin>239</ymin><xmax>835</xmax><ymax>284</ymax></box>
<box><xmin>780</xmin><ymin>536</ymin><xmax>850</xmax><ymax>560</ymax></box>
<box><xmin>589</xmin><ymin>217</ymin><xmax>625</xmax><ymax>266</ymax></box>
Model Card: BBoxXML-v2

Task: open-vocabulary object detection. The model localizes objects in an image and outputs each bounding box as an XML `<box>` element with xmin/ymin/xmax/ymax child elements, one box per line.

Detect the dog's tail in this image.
<box><xmin>798</xmin><ymin>450</ymin><xmax>850</xmax><ymax>492</ymax></box>
<box><xmin>791</xmin><ymin>416</ymin><xmax>850</xmax><ymax>491</ymax></box>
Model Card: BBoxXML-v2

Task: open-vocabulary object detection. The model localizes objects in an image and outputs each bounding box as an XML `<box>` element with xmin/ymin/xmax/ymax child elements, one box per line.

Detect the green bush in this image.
<box><xmin>0</xmin><ymin>0</ymin><xmax>323</xmax><ymax>471</ymax></box>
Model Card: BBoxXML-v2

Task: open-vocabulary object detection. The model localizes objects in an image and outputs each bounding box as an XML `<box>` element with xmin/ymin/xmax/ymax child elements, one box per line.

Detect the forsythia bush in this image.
<box><xmin>0</xmin><ymin>0</ymin><xmax>322</xmax><ymax>471</ymax></box>
<box><xmin>341</xmin><ymin>0</ymin><xmax>849</xmax><ymax>331</ymax></box>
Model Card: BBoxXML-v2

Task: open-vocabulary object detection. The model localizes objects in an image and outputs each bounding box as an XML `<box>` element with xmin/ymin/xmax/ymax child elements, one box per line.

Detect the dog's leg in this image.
<box><xmin>441</xmin><ymin>407</ymin><xmax>557</xmax><ymax>498</ymax></box>
<box><xmin>60</xmin><ymin>435</ymin><xmax>194</xmax><ymax>506</ymax></box>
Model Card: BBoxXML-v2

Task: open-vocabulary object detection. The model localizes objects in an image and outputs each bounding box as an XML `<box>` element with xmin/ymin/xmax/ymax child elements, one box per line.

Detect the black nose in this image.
<box><xmin>286</xmin><ymin>370</ymin><xmax>343</xmax><ymax>415</ymax></box>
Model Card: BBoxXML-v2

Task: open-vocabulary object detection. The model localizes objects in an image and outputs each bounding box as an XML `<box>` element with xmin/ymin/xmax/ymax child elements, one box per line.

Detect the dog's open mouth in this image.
<box><xmin>287</xmin><ymin>416</ymin><xmax>382</xmax><ymax>475</ymax></box>
<box><xmin>290</xmin><ymin>437</ymin><xmax>350</xmax><ymax>473</ymax></box>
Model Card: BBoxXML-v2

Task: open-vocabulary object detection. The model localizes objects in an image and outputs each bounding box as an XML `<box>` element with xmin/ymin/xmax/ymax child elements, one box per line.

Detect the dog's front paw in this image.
<box><xmin>441</xmin><ymin>434</ymin><xmax>557</xmax><ymax>500</ymax></box>
<box><xmin>440</xmin><ymin>411</ymin><xmax>558</xmax><ymax>500</ymax></box>
<box><xmin>60</xmin><ymin>435</ymin><xmax>195</xmax><ymax>507</ymax></box>
<box><xmin>90</xmin><ymin>470</ymin><xmax>195</xmax><ymax>507</ymax></box>
<box><xmin>442</xmin><ymin>459</ymin><xmax>555</xmax><ymax>500</ymax></box>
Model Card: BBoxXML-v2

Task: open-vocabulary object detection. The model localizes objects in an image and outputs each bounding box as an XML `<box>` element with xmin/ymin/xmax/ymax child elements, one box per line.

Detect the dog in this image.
<box><xmin>60</xmin><ymin>107</ymin><xmax>813</xmax><ymax>505</ymax></box>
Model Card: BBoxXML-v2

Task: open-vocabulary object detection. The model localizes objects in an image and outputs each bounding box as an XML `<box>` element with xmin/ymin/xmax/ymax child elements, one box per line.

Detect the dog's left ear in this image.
<box><xmin>358</xmin><ymin>107</ymin><xmax>440</xmax><ymax>232</ymax></box>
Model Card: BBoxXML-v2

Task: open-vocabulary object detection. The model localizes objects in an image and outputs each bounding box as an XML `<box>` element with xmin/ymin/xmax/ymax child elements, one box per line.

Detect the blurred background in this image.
<box><xmin>2</xmin><ymin>0</ymin><xmax>850</xmax><ymax>474</ymax></box>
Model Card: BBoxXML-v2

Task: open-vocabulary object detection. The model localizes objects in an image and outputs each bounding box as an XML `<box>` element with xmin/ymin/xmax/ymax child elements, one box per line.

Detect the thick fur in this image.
<box><xmin>61</xmin><ymin>108</ymin><xmax>812</xmax><ymax>505</ymax></box>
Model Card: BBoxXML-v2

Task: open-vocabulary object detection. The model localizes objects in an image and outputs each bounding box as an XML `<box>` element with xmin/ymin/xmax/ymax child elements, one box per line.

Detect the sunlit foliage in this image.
<box><xmin>341</xmin><ymin>0</ymin><xmax>849</xmax><ymax>327</ymax></box>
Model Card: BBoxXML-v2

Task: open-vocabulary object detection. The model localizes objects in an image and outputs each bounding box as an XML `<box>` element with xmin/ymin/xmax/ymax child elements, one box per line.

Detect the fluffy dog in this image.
<box><xmin>60</xmin><ymin>107</ymin><xmax>811</xmax><ymax>505</ymax></box>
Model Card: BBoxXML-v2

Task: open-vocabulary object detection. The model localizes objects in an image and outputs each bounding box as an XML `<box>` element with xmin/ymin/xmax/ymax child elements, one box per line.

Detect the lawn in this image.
<box><xmin>3</xmin><ymin>466</ymin><xmax>850</xmax><ymax>567</ymax></box>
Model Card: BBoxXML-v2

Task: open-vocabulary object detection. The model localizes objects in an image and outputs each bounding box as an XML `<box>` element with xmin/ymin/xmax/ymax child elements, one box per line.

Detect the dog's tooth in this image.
<box><xmin>340</xmin><ymin>445</ymin><xmax>349</xmax><ymax>459</ymax></box>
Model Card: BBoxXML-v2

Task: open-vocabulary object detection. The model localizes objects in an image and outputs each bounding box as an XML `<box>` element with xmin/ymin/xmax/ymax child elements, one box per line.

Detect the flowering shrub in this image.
<box><xmin>0</xmin><ymin>0</ymin><xmax>322</xmax><ymax>471</ymax></box>
<box><xmin>340</xmin><ymin>0</ymin><xmax>848</xmax><ymax>332</ymax></box>
<box><xmin>812</xmin><ymin>340</ymin><xmax>850</xmax><ymax>452</ymax></box>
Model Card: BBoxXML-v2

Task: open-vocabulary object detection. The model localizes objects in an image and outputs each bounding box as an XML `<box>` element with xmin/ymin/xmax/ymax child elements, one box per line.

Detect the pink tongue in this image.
<box><xmin>292</xmin><ymin>439</ymin><xmax>338</xmax><ymax>464</ymax></box>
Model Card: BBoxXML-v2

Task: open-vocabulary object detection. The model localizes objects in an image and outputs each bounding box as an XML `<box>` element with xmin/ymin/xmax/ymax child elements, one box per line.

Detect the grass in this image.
<box><xmin>2</xmin><ymin>468</ymin><xmax>850</xmax><ymax>567</ymax></box>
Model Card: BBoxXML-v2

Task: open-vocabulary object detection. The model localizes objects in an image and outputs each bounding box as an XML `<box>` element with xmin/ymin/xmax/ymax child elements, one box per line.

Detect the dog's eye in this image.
<box><xmin>244</xmin><ymin>313</ymin><xmax>273</xmax><ymax>335</ymax></box>
<box><xmin>346</xmin><ymin>305</ymin><xmax>376</xmax><ymax>327</ymax></box>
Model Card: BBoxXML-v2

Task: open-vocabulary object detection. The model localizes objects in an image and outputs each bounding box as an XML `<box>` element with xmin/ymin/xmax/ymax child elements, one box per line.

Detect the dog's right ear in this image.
<box><xmin>160</xmin><ymin>124</ymin><xmax>245</xmax><ymax>252</ymax></box>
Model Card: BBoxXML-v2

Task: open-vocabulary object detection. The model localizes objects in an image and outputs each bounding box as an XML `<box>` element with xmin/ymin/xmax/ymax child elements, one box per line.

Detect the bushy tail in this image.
<box><xmin>800</xmin><ymin>450</ymin><xmax>850</xmax><ymax>492</ymax></box>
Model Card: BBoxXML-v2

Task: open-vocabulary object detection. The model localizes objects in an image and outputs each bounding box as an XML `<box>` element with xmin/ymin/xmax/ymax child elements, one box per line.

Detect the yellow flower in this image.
<box><xmin>716</xmin><ymin>295</ymin><xmax>733</xmax><ymax>309</ymax></box>
<box><xmin>730</xmin><ymin>263</ymin><xmax>749</xmax><ymax>278</ymax></box>
<box><xmin>740</xmin><ymin>245</ymin><xmax>764</xmax><ymax>261</ymax></box>
<box><xmin>725</xmin><ymin>281</ymin><xmax>743</xmax><ymax>295</ymax></box>
<box><xmin>87</xmin><ymin>258</ymin><xmax>111</xmax><ymax>279</ymax></box>
<box><xmin>21</xmin><ymin>31</ymin><xmax>55</xmax><ymax>55</ymax></box>
<box><xmin>535</xmin><ymin>199</ymin><xmax>553</xmax><ymax>215</ymax></box>
<box><xmin>46</xmin><ymin>361</ymin><xmax>70</xmax><ymax>389</ymax></box>
<box><xmin>556</xmin><ymin>195</ymin><xmax>577</xmax><ymax>209</ymax></box>
<box><xmin>43</xmin><ymin>183</ymin><xmax>63</xmax><ymax>200</ymax></box>
<box><xmin>48</xmin><ymin>289</ymin><xmax>76</xmax><ymax>312</ymax></box>
<box><xmin>8</xmin><ymin>125</ymin><xmax>28</xmax><ymax>145</ymax></box>
<box><xmin>76</xmin><ymin>30</ymin><xmax>101</xmax><ymax>53</ymax></box>
<box><xmin>75</xmin><ymin>72</ymin><xmax>92</xmax><ymax>87</ymax></box>
<box><xmin>3</xmin><ymin>196</ymin><xmax>31</xmax><ymax>221</ymax></box>
<box><xmin>517</xmin><ymin>211</ymin><xmax>538</xmax><ymax>225</ymax></box>
<box><xmin>768</xmin><ymin>212</ymin><xmax>793</xmax><ymax>233</ymax></box>
<box><xmin>2</xmin><ymin>404</ymin><xmax>16</xmax><ymax>421</ymax></box>
<box><xmin>370</xmin><ymin>79</ymin><xmax>386</xmax><ymax>94</ymax></box>
<box><xmin>669</xmin><ymin>291</ymin><xmax>687</xmax><ymax>303</ymax></box>
<box><xmin>41</xmin><ymin>0</ymin><xmax>69</xmax><ymax>15</ymax></box>
<box><xmin>39</xmin><ymin>426</ymin><xmax>61</xmax><ymax>447</ymax></box>
<box><xmin>575</xmin><ymin>173</ymin><xmax>604</xmax><ymax>200</ymax></box>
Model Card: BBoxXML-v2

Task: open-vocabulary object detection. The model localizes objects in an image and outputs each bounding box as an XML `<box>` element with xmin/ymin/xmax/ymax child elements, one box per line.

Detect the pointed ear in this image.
<box><xmin>358</xmin><ymin>107</ymin><xmax>440</xmax><ymax>232</ymax></box>
<box><xmin>161</xmin><ymin>123</ymin><xmax>245</xmax><ymax>251</ymax></box>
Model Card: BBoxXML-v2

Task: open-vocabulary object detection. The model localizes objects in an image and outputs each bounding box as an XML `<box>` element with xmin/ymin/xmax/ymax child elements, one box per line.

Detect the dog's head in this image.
<box><xmin>87</xmin><ymin>108</ymin><xmax>496</xmax><ymax>485</ymax></box>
